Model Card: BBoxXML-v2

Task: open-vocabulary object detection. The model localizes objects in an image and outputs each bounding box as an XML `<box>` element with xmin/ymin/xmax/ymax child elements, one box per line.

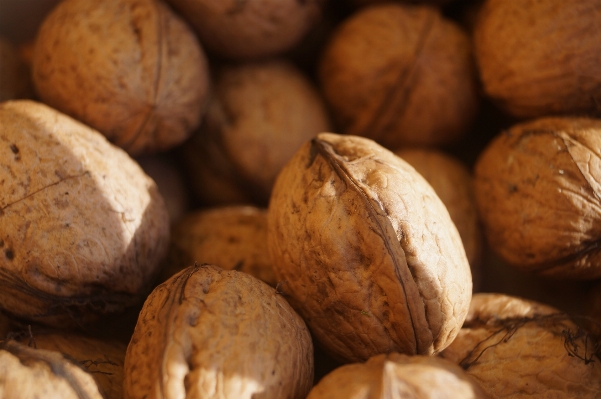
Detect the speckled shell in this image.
<box><xmin>0</xmin><ymin>100</ymin><xmax>170</xmax><ymax>327</ymax></box>
<box><xmin>32</xmin><ymin>0</ymin><xmax>210</xmax><ymax>155</ymax></box>
<box><xmin>474</xmin><ymin>117</ymin><xmax>601</xmax><ymax>279</ymax></box>
<box><xmin>441</xmin><ymin>293</ymin><xmax>601</xmax><ymax>398</ymax></box>
<box><xmin>124</xmin><ymin>264</ymin><xmax>314</xmax><ymax>399</ymax></box>
<box><xmin>267</xmin><ymin>133</ymin><xmax>472</xmax><ymax>362</ymax></box>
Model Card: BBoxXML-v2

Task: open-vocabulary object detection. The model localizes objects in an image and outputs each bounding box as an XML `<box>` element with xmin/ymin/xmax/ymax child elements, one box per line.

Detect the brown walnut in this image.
<box><xmin>268</xmin><ymin>133</ymin><xmax>472</xmax><ymax>362</ymax></box>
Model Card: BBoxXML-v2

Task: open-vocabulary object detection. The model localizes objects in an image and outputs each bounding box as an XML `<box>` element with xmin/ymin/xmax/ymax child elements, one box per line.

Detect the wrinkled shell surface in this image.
<box><xmin>474</xmin><ymin>0</ymin><xmax>601</xmax><ymax>118</ymax></box>
<box><xmin>319</xmin><ymin>4</ymin><xmax>478</xmax><ymax>149</ymax></box>
<box><xmin>307</xmin><ymin>353</ymin><xmax>488</xmax><ymax>399</ymax></box>
<box><xmin>268</xmin><ymin>133</ymin><xmax>472</xmax><ymax>362</ymax></box>
<box><xmin>124</xmin><ymin>265</ymin><xmax>314</xmax><ymax>399</ymax></box>
<box><xmin>160</xmin><ymin>206</ymin><xmax>275</xmax><ymax>286</ymax></box>
<box><xmin>32</xmin><ymin>0</ymin><xmax>210</xmax><ymax>155</ymax></box>
<box><xmin>441</xmin><ymin>293</ymin><xmax>601</xmax><ymax>398</ymax></box>
<box><xmin>0</xmin><ymin>100</ymin><xmax>170</xmax><ymax>327</ymax></box>
<box><xmin>165</xmin><ymin>0</ymin><xmax>323</xmax><ymax>59</ymax></box>
<box><xmin>184</xmin><ymin>59</ymin><xmax>331</xmax><ymax>206</ymax></box>
<box><xmin>474</xmin><ymin>117</ymin><xmax>601</xmax><ymax>279</ymax></box>
<box><xmin>0</xmin><ymin>340</ymin><xmax>104</xmax><ymax>399</ymax></box>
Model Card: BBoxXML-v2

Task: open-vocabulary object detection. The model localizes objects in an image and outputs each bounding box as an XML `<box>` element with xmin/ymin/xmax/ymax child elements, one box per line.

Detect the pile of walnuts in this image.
<box><xmin>1</xmin><ymin>0</ymin><xmax>601</xmax><ymax>397</ymax></box>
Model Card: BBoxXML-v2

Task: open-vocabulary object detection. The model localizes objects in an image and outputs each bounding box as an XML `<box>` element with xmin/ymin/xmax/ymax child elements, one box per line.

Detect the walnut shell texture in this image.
<box><xmin>474</xmin><ymin>117</ymin><xmax>601</xmax><ymax>279</ymax></box>
<box><xmin>124</xmin><ymin>264</ymin><xmax>314</xmax><ymax>399</ymax></box>
<box><xmin>307</xmin><ymin>353</ymin><xmax>488</xmax><ymax>399</ymax></box>
<box><xmin>441</xmin><ymin>293</ymin><xmax>601</xmax><ymax>398</ymax></box>
<box><xmin>474</xmin><ymin>0</ymin><xmax>601</xmax><ymax>118</ymax></box>
<box><xmin>268</xmin><ymin>133</ymin><xmax>472</xmax><ymax>362</ymax></box>
<box><xmin>0</xmin><ymin>100</ymin><xmax>170</xmax><ymax>327</ymax></box>
<box><xmin>32</xmin><ymin>0</ymin><xmax>210</xmax><ymax>155</ymax></box>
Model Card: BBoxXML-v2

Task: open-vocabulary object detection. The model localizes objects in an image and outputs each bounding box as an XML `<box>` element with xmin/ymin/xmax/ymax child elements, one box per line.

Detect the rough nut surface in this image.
<box><xmin>441</xmin><ymin>293</ymin><xmax>601</xmax><ymax>398</ymax></box>
<box><xmin>474</xmin><ymin>0</ymin><xmax>601</xmax><ymax>118</ymax></box>
<box><xmin>160</xmin><ymin>206</ymin><xmax>275</xmax><ymax>286</ymax></box>
<box><xmin>268</xmin><ymin>133</ymin><xmax>472</xmax><ymax>362</ymax></box>
<box><xmin>124</xmin><ymin>264</ymin><xmax>314</xmax><ymax>399</ymax></box>
<box><xmin>307</xmin><ymin>353</ymin><xmax>488</xmax><ymax>399</ymax></box>
<box><xmin>32</xmin><ymin>0</ymin><xmax>210</xmax><ymax>155</ymax></box>
<box><xmin>319</xmin><ymin>4</ymin><xmax>478</xmax><ymax>149</ymax></box>
<box><xmin>0</xmin><ymin>100</ymin><xmax>170</xmax><ymax>327</ymax></box>
<box><xmin>474</xmin><ymin>117</ymin><xmax>601</xmax><ymax>279</ymax></box>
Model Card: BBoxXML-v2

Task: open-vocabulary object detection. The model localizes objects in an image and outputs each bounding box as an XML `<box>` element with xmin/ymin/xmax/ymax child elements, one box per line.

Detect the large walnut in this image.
<box><xmin>268</xmin><ymin>133</ymin><xmax>472</xmax><ymax>362</ymax></box>
<box><xmin>474</xmin><ymin>117</ymin><xmax>601</xmax><ymax>279</ymax></box>
<box><xmin>474</xmin><ymin>0</ymin><xmax>601</xmax><ymax>118</ymax></box>
<box><xmin>307</xmin><ymin>353</ymin><xmax>488</xmax><ymax>399</ymax></box>
<box><xmin>32</xmin><ymin>0</ymin><xmax>210</xmax><ymax>155</ymax></box>
<box><xmin>124</xmin><ymin>264</ymin><xmax>313</xmax><ymax>399</ymax></box>
<box><xmin>441</xmin><ymin>293</ymin><xmax>601</xmax><ymax>398</ymax></box>
<box><xmin>319</xmin><ymin>3</ymin><xmax>478</xmax><ymax>149</ymax></box>
<box><xmin>0</xmin><ymin>100</ymin><xmax>170</xmax><ymax>327</ymax></box>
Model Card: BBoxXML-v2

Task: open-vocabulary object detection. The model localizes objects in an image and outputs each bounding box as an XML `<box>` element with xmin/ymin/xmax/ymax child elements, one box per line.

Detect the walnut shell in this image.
<box><xmin>183</xmin><ymin>59</ymin><xmax>331</xmax><ymax>206</ymax></box>
<box><xmin>0</xmin><ymin>100</ymin><xmax>170</xmax><ymax>327</ymax></box>
<box><xmin>319</xmin><ymin>3</ymin><xmax>478</xmax><ymax>149</ymax></box>
<box><xmin>268</xmin><ymin>133</ymin><xmax>472</xmax><ymax>362</ymax></box>
<box><xmin>164</xmin><ymin>0</ymin><xmax>323</xmax><ymax>59</ymax></box>
<box><xmin>160</xmin><ymin>205</ymin><xmax>275</xmax><ymax>286</ymax></box>
<box><xmin>474</xmin><ymin>117</ymin><xmax>601</xmax><ymax>279</ymax></box>
<box><xmin>441</xmin><ymin>293</ymin><xmax>601</xmax><ymax>398</ymax></box>
<box><xmin>474</xmin><ymin>0</ymin><xmax>601</xmax><ymax>118</ymax></box>
<box><xmin>32</xmin><ymin>0</ymin><xmax>210</xmax><ymax>155</ymax></box>
<box><xmin>307</xmin><ymin>353</ymin><xmax>488</xmax><ymax>399</ymax></box>
<box><xmin>124</xmin><ymin>264</ymin><xmax>314</xmax><ymax>399</ymax></box>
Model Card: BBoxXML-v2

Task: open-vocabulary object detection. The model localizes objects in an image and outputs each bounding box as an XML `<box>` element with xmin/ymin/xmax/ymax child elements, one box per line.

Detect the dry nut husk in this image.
<box><xmin>183</xmin><ymin>59</ymin><xmax>331</xmax><ymax>206</ymax></box>
<box><xmin>319</xmin><ymin>4</ymin><xmax>478</xmax><ymax>149</ymax></box>
<box><xmin>0</xmin><ymin>100</ymin><xmax>170</xmax><ymax>327</ymax></box>
<box><xmin>32</xmin><ymin>0</ymin><xmax>210</xmax><ymax>155</ymax></box>
<box><xmin>160</xmin><ymin>205</ymin><xmax>275</xmax><ymax>286</ymax></box>
<box><xmin>268</xmin><ymin>133</ymin><xmax>472</xmax><ymax>362</ymax></box>
<box><xmin>474</xmin><ymin>117</ymin><xmax>601</xmax><ymax>279</ymax></box>
<box><xmin>124</xmin><ymin>264</ymin><xmax>314</xmax><ymax>399</ymax></box>
<box><xmin>441</xmin><ymin>293</ymin><xmax>601</xmax><ymax>398</ymax></box>
<box><xmin>307</xmin><ymin>353</ymin><xmax>488</xmax><ymax>399</ymax></box>
<box><xmin>165</xmin><ymin>0</ymin><xmax>324</xmax><ymax>59</ymax></box>
<box><xmin>474</xmin><ymin>0</ymin><xmax>601</xmax><ymax>118</ymax></box>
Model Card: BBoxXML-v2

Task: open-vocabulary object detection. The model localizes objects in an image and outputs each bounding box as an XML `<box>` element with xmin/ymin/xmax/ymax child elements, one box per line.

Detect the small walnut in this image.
<box><xmin>268</xmin><ymin>133</ymin><xmax>472</xmax><ymax>362</ymax></box>
<box><xmin>474</xmin><ymin>0</ymin><xmax>601</xmax><ymax>118</ymax></box>
<box><xmin>164</xmin><ymin>0</ymin><xmax>324</xmax><ymax>59</ymax></box>
<box><xmin>319</xmin><ymin>3</ymin><xmax>478</xmax><ymax>149</ymax></box>
<box><xmin>32</xmin><ymin>0</ymin><xmax>210</xmax><ymax>155</ymax></box>
<box><xmin>474</xmin><ymin>117</ymin><xmax>601</xmax><ymax>279</ymax></box>
<box><xmin>183</xmin><ymin>59</ymin><xmax>331</xmax><ymax>206</ymax></box>
<box><xmin>307</xmin><ymin>353</ymin><xmax>488</xmax><ymax>399</ymax></box>
<box><xmin>441</xmin><ymin>293</ymin><xmax>601</xmax><ymax>398</ymax></box>
<box><xmin>160</xmin><ymin>205</ymin><xmax>275</xmax><ymax>286</ymax></box>
<box><xmin>124</xmin><ymin>265</ymin><xmax>314</xmax><ymax>399</ymax></box>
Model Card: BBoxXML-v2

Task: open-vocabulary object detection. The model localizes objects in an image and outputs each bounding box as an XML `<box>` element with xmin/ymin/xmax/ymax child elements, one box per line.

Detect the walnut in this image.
<box><xmin>307</xmin><ymin>353</ymin><xmax>488</xmax><ymax>399</ymax></box>
<box><xmin>124</xmin><ymin>264</ymin><xmax>314</xmax><ymax>399</ymax></box>
<box><xmin>474</xmin><ymin>117</ymin><xmax>601</xmax><ymax>279</ymax></box>
<box><xmin>160</xmin><ymin>205</ymin><xmax>275</xmax><ymax>286</ymax></box>
<box><xmin>474</xmin><ymin>0</ymin><xmax>601</xmax><ymax>118</ymax></box>
<box><xmin>32</xmin><ymin>0</ymin><xmax>210</xmax><ymax>155</ymax></box>
<box><xmin>0</xmin><ymin>100</ymin><xmax>170</xmax><ymax>327</ymax></box>
<box><xmin>268</xmin><ymin>133</ymin><xmax>472</xmax><ymax>362</ymax></box>
<box><xmin>441</xmin><ymin>293</ymin><xmax>601</xmax><ymax>398</ymax></box>
<box><xmin>319</xmin><ymin>3</ymin><xmax>478</xmax><ymax>149</ymax></box>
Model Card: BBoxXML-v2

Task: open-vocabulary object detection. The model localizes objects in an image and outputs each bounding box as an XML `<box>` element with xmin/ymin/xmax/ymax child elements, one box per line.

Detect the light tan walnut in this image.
<box><xmin>474</xmin><ymin>117</ymin><xmax>601</xmax><ymax>279</ymax></box>
<box><xmin>0</xmin><ymin>100</ymin><xmax>170</xmax><ymax>327</ymax></box>
<box><xmin>268</xmin><ymin>133</ymin><xmax>472</xmax><ymax>362</ymax></box>
<box><xmin>307</xmin><ymin>353</ymin><xmax>488</xmax><ymax>399</ymax></box>
<box><xmin>441</xmin><ymin>293</ymin><xmax>601</xmax><ymax>398</ymax></box>
<box><xmin>124</xmin><ymin>264</ymin><xmax>314</xmax><ymax>399</ymax></box>
<box><xmin>32</xmin><ymin>0</ymin><xmax>210</xmax><ymax>155</ymax></box>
